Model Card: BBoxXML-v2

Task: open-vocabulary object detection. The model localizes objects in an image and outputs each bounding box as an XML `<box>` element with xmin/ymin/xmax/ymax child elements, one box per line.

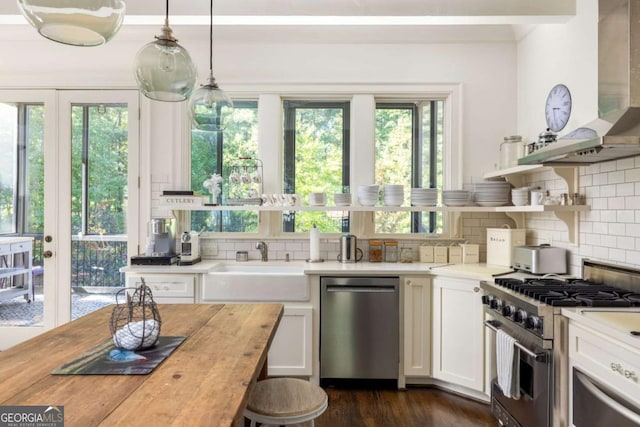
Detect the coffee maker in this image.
<box><xmin>179</xmin><ymin>231</ymin><xmax>201</xmax><ymax>265</ymax></box>
<box><xmin>131</xmin><ymin>217</ymin><xmax>178</xmax><ymax>265</ymax></box>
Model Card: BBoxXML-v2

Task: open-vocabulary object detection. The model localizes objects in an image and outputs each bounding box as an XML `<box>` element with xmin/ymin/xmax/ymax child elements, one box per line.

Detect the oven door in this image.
<box><xmin>573</xmin><ymin>368</ymin><xmax>640</xmax><ymax>427</ymax></box>
<box><xmin>485</xmin><ymin>318</ymin><xmax>553</xmax><ymax>427</ymax></box>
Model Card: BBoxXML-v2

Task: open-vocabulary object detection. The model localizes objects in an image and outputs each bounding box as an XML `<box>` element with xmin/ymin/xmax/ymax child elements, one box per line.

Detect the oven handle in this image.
<box><xmin>484</xmin><ymin>320</ymin><xmax>548</xmax><ymax>362</ymax></box>
<box><xmin>575</xmin><ymin>370</ymin><xmax>640</xmax><ymax>424</ymax></box>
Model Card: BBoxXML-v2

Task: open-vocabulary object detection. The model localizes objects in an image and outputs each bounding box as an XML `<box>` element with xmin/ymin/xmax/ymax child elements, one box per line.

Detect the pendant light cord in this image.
<box><xmin>209</xmin><ymin>0</ymin><xmax>214</xmax><ymax>73</ymax></box>
<box><xmin>165</xmin><ymin>0</ymin><xmax>169</xmax><ymax>22</ymax></box>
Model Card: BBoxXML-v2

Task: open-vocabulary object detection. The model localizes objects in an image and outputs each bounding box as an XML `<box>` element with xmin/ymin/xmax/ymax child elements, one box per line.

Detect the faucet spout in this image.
<box><xmin>256</xmin><ymin>241</ymin><xmax>268</xmax><ymax>262</ymax></box>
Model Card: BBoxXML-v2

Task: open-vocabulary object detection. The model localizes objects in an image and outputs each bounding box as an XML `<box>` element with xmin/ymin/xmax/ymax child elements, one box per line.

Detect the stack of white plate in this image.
<box><xmin>308</xmin><ymin>192</ymin><xmax>327</xmax><ymax>206</ymax></box>
<box><xmin>473</xmin><ymin>180</ymin><xmax>512</xmax><ymax>207</ymax></box>
<box><xmin>357</xmin><ymin>185</ymin><xmax>379</xmax><ymax>206</ymax></box>
<box><xmin>383</xmin><ymin>184</ymin><xmax>404</xmax><ymax>206</ymax></box>
<box><xmin>411</xmin><ymin>188</ymin><xmax>438</xmax><ymax>206</ymax></box>
<box><xmin>334</xmin><ymin>193</ymin><xmax>352</xmax><ymax>206</ymax></box>
<box><xmin>442</xmin><ymin>190</ymin><xmax>472</xmax><ymax>206</ymax></box>
<box><xmin>511</xmin><ymin>187</ymin><xmax>530</xmax><ymax>206</ymax></box>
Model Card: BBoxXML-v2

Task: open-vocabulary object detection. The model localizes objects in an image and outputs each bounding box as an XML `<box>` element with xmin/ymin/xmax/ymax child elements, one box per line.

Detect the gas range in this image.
<box><xmin>481</xmin><ymin>275</ymin><xmax>640</xmax><ymax>341</ymax></box>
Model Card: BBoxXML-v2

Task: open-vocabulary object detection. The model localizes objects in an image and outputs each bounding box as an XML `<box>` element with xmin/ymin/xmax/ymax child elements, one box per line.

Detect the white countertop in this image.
<box><xmin>0</xmin><ymin>236</ymin><xmax>33</xmax><ymax>244</ymax></box>
<box><xmin>121</xmin><ymin>259</ymin><xmax>515</xmax><ymax>281</ymax></box>
<box><xmin>562</xmin><ymin>307</ymin><xmax>640</xmax><ymax>350</ymax></box>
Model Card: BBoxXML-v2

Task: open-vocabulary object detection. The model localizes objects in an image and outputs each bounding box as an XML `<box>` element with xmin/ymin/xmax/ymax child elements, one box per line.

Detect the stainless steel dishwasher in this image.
<box><xmin>320</xmin><ymin>276</ymin><xmax>399</xmax><ymax>387</ymax></box>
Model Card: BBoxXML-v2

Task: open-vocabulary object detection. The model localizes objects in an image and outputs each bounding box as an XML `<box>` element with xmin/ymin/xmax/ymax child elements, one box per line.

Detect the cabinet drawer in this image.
<box><xmin>11</xmin><ymin>241</ymin><xmax>32</xmax><ymax>253</ymax></box>
<box><xmin>570</xmin><ymin>323</ymin><xmax>640</xmax><ymax>405</ymax></box>
<box><xmin>0</xmin><ymin>243</ymin><xmax>10</xmax><ymax>255</ymax></box>
<box><xmin>127</xmin><ymin>275</ymin><xmax>195</xmax><ymax>299</ymax></box>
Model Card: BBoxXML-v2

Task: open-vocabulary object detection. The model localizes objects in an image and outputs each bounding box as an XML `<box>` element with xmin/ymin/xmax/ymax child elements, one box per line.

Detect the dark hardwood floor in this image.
<box><xmin>315</xmin><ymin>386</ymin><xmax>496</xmax><ymax>427</ymax></box>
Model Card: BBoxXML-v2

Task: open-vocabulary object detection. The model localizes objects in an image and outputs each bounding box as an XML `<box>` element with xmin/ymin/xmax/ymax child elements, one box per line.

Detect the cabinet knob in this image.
<box><xmin>611</xmin><ymin>362</ymin><xmax>623</xmax><ymax>374</ymax></box>
<box><xmin>43</xmin><ymin>250</ymin><xmax>53</xmax><ymax>259</ymax></box>
<box><xmin>45</xmin><ymin>235</ymin><xmax>53</xmax><ymax>243</ymax></box>
<box><xmin>473</xmin><ymin>287</ymin><xmax>480</xmax><ymax>293</ymax></box>
<box><xmin>624</xmin><ymin>370</ymin><xmax>638</xmax><ymax>382</ymax></box>
<box><xmin>407</xmin><ymin>280</ymin><xmax>412</xmax><ymax>287</ymax></box>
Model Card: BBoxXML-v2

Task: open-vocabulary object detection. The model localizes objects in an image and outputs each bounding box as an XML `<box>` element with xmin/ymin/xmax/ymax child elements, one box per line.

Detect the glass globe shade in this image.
<box><xmin>17</xmin><ymin>0</ymin><xmax>125</xmax><ymax>46</ymax></box>
<box><xmin>134</xmin><ymin>38</ymin><xmax>198</xmax><ymax>102</ymax></box>
<box><xmin>189</xmin><ymin>78</ymin><xmax>234</xmax><ymax>132</ymax></box>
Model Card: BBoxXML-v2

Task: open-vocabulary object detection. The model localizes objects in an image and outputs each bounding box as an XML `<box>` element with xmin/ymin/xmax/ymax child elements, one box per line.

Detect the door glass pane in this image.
<box><xmin>0</xmin><ymin>103</ymin><xmax>43</xmax><ymax>327</ymax></box>
<box><xmin>70</xmin><ymin>104</ymin><xmax>127</xmax><ymax>318</ymax></box>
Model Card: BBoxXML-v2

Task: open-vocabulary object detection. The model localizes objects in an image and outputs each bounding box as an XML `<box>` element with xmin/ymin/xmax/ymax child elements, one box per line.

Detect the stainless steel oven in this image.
<box><xmin>573</xmin><ymin>368</ymin><xmax>640</xmax><ymax>426</ymax></box>
<box><xmin>485</xmin><ymin>316</ymin><xmax>553</xmax><ymax>427</ymax></box>
<box><xmin>482</xmin><ymin>260</ymin><xmax>640</xmax><ymax>427</ymax></box>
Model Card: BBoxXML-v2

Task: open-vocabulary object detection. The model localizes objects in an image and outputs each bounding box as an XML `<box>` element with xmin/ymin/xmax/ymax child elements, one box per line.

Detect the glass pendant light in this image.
<box><xmin>17</xmin><ymin>0</ymin><xmax>125</xmax><ymax>46</ymax></box>
<box><xmin>188</xmin><ymin>0</ymin><xmax>233</xmax><ymax>132</ymax></box>
<box><xmin>133</xmin><ymin>0</ymin><xmax>197</xmax><ymax>102</ymax></box>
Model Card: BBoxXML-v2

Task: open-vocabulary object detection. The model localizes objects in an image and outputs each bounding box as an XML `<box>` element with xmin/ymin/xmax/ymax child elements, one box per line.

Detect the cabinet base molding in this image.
<box><xmin>404</xmin><ymin>378</ymin><xmax>490</xmax><ymax>403</ymax></box>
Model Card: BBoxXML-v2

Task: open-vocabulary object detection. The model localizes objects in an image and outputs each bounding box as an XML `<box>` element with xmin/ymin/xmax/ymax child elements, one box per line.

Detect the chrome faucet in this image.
<box><xmin>256</xmin><ymin>241</ymin><xmax>268</xmax><ymax>262</ymax></box>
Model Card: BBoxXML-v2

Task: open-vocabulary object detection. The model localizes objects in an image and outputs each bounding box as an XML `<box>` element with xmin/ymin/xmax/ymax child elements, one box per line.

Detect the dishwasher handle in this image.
<box><xmin>325</xmin><ymin>285</ymin><xmax>397</xmax><ymax>293</ymax></box>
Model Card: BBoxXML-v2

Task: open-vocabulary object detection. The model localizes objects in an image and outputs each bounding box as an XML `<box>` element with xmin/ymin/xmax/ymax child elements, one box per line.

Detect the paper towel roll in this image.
<box><xmin>310</xmin><ymin>225</ymin><xmax>320</xmax><ymax>261</ymax></box>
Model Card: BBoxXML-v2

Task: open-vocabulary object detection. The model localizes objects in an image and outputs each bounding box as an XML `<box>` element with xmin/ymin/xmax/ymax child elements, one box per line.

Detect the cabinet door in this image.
<box><xmin>126</xmin><ymin>274</ymin><xmax>195</xmax><ymax>303</ymax></box>
<box><xmin>268</xmin><ymin>306</ymin><xmax>313</xmax><ymax>376</ymax></box>
<box><xmin>432</xmin><ymin>277</ymin><xmax>483</xmax><ymax>391</ymax></box>
<box><xmin>404</xmin><ymin>277</ymin><xmax>431</xmax><ymax>377</ymax></box>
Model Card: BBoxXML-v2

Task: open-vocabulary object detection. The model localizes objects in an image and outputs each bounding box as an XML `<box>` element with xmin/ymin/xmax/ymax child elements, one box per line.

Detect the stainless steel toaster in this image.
<box><xmin>513</xmin><ymin>245</ymin><xmax>567</xmax><ymax>274</ymax></box>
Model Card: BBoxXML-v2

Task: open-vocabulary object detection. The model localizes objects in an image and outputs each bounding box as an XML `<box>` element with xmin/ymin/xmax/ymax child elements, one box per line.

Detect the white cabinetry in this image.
<box><xmin>0</xmin><ymin>237</ymin><xmax>33</xmax><ymax>303</ymax></box>
<box><xmin>432</xmin><ymin>277</ymin><xmax>483</xmax><ymax>391</ymax></box>
<box><xmin>403</xmin><ymin>276</ymin><xmax>431</xmax><ymax>377</ymax></box>
<box><xmin>569</xmin><ymin>321</ymin><xmax>640</xmax><ymax>425</ymax></box>
<box><xmin>266</xmin><ymin>305</ymin><xmax>313</xmax><ymax>376</ymax></box>
<box><xmin>126</xmin><ymin>274</ymin><xmax>196</xmax><ymax>304</ymax></box>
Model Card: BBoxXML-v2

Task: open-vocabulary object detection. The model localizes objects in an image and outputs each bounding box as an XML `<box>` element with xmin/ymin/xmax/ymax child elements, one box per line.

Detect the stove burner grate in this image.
<box><xmin>492</xmin><ymin>277</ymin><xmax>637</xmax><ymax>307</ymax></box>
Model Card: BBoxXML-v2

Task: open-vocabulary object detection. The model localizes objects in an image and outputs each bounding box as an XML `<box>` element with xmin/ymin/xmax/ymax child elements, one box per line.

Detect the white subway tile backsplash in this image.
<box><xmin>593</xmin><ymin>172</ymin><xmax>608</xmax><ymax>185</ymax></box>
<box><xmin>609</xmin><ymin>223</ymin><xmax>625</xmax><ymax>236</ymax></box>
<box><xmin>617</xmin><ymin>210</ymin><xmax>635</xmax><ymax>223</ymax></box>
<box><xmin>607</xmin><ymin>170</ymin><xmax>625</xmax><ymax>184</ymax></box>
<box><xmin>617</xmin><ymin>236</ymin><xmax>635</xmax><ymax>250</ymax></box>
<box><xmin>607</xmin><ymin>197</ymin><xmax>625</xmax><ymax>209</ymax></box>
<box><xmin>625</xmin><ymin>168</ymin><xmax>640</xmax><ymax>182</ymax></box>
<box><xmin>625</xmin><ymin>196</ymin><xmax>640</xmax><ymax>209</ymax></box>
<box><xmin>616</xmin><ymin>182</ymin><xmax>635</xmax><ymax>196</ymax></box>
<box><xmin>616</xmin><ymin>158</ymin><xmax>636</xmax><ymax>170</ymax></box>
<box><xmin>600</xmin><ymin>160</ymin><xmax>618</xmax><ymax>173</ymax></box>
<box><xmin>600</xmin><ymin>184</ymin><xmax>617</xmax><ymax>197</ymax></box>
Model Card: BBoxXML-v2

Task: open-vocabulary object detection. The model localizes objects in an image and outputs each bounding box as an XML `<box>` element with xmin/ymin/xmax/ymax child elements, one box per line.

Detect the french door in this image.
<box><xmin>0</xmin><ymin>90</ymin><xmax>139</xmax><ymax>349</ymax></box>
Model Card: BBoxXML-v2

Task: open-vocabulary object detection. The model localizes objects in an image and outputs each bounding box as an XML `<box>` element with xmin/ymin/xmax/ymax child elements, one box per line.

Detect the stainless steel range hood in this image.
<box><xmin>519</xmin><ymin>0</ymin><xmax>640</xmax><ymax>165</ymax></box>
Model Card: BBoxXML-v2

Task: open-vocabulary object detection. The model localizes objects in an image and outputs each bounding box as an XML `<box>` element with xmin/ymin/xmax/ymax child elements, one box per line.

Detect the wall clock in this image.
<box><xmin>545</xmin><ymin>84</ymin><xmax>572</xmax><ymax>132</ymax></box>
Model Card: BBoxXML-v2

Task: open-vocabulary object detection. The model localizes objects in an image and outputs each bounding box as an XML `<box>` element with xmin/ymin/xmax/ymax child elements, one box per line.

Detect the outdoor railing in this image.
<box><xmin>28</xmin><ymin>234</ymin><xmax>127</xmax><ymax>288</ymax></box>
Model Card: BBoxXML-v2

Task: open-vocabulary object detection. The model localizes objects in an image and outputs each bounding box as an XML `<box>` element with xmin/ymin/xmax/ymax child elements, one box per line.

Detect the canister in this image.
<box><xmin>461</xmin><ymin>243</ymin><xmax>480</xmax><ymax>264</ymax></box>
<box><xmin>434</xmin><ymin>245</ymin><xmax>448</xmax><ymax>263</ymax></box>
<box><xmin>500</xmin><ymin>135</ymin><xmax>524</xmax><ymax>169</ymax></box>
<box><xmin>448</xmin><ymin>245</ymin><xmax>462</xmax><ymax>264</ymax></box>
<box><xmin>419</xmin><ymin>245</ymin><xmax>434</xmax><ymax>263</ymax></box>
<box><xmin>384</xmin><ymin>240</ymin><xmax>398</xmax><ymax>262</ymax></box>
<box><xmin>369</xmin><ymin>240</ymin><xmax>383</xmax><ymax>262</ymax></box>
<box><xmin>487</xmin><ymin>227</ymin><xmax>526</xmax><ymax>267</ymax></box>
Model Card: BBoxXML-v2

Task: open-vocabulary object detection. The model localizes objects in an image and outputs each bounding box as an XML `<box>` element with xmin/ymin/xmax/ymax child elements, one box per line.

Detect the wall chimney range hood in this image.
<box><xmin>519</xmin><ymin>0</ymin><xmax>640</xmax><ymax>166</ymax></box>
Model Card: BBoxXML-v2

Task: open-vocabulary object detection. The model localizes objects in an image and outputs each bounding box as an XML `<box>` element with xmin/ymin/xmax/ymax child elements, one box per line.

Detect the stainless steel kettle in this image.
<box><xmin>338</xmin><ymin>234</ymin><xmax>363</xmax><ymax>263</ymax></box>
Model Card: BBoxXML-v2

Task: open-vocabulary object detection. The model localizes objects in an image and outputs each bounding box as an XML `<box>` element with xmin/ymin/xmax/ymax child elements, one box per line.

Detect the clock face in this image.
<box><xmin>545</xmin><ymin>84</ymin><xmax>572</xmax><ymax>132</ymax></box>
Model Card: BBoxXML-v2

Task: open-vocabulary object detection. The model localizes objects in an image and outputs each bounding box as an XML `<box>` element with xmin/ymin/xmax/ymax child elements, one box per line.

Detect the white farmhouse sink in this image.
<box><xmin>202</xmin><ymin>262</ymin><xmax>309</xmax><ymax>302</ymax></box>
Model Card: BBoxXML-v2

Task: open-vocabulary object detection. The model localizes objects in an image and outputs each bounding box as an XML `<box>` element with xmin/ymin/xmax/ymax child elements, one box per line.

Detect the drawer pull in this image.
<box><xmin>611</xmin><ymin>362</ymin><xmax>623</xmax><ymax>374</ymax></box>
<box><xmin>473</xmin><ymin>286</ymin><xmax>480</xmax><ymax>293</ymax></box>
<box><xmin>624</xmin><ymin>370</ymin><xmax>638</xmax><ymax>382</ymax></box>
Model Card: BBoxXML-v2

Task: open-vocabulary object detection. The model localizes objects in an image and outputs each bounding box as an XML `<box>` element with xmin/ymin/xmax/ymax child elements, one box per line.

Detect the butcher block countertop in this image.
<box><xmin>0</xmin><ymin>303</ymin><xmax>284</xmax><ymax>426</ymax></box>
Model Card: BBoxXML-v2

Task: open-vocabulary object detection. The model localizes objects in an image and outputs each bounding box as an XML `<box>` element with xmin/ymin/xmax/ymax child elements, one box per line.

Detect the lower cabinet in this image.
<box><xmin>267</xmin><ymin>305</ymin><xmax>313</xmax><ymax>376</ymax></box>
<box><xmin>403</xmin><ymin>276</ymin><xmax>431</xmax><ymax>377</ymax></box>
<box><xmin>126</xmin><ymin>274</ymin><xmax>196</xmax><ymax>304</ymax></box>
<box><xmin>432</xmin><ymin>277</ymin><xmax>484</xmax><ymax>392</ymax></box>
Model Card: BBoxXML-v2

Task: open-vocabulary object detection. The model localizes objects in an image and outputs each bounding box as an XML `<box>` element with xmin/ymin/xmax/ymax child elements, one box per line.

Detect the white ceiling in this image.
<box><xmin>0</xmin><ymin>0</ymin><xmax>577</xmax><ymax>43</ymax></box>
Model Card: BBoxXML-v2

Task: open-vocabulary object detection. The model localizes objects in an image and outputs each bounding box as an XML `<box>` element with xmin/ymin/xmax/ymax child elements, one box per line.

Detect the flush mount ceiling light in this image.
<box><xmin>16</xmin><ymin>0</ymin><xmax>125</xmax><ymax>46</ymax></box>
<box><xmin>188</xmin><ymin>0</ymin><xmax>233</xmax><ymax>132</ymax></box>
<box><xmin>133</xmin><ymin>0</ymin><xmax>197</xmax><ymax>102</ymax></box>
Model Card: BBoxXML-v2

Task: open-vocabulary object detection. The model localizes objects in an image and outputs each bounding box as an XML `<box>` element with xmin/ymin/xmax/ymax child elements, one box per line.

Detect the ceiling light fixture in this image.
<box><xmin>133</xmin><ymin>0</ymin><xmax>197</xmax><ymax>102</ymax></box>
<box><xmin>16</xmin><ymin>0</ymin><xmax>125</xmax><ymax>46</ymax></box>
<box><xmin>188</xmin><ymin>0</ymin><xmax>233</xmax><ymax>132</ymax></box>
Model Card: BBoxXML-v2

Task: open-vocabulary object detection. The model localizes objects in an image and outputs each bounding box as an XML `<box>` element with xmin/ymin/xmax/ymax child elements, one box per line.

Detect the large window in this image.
<box><xmin>283</xmin><ymin>101</ymin><xmax>350</xmax><ymax>233</ymax></box>
<box><xmin>375</xmin><ymin>101</ymin><xmax>444</xmax><ymax>234</ymax></box>
<box><xmin>191</xmin><ymin>101</ymin><xmax>259</xmax><ymax>233</ymax></box>
<box><xmin>0</xmin><ymin>103</ymin><xmax>44</xmax><ymax>236</ymax></box>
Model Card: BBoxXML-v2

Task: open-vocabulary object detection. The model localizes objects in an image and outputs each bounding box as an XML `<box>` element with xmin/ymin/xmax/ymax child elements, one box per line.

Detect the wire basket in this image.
<box><xmin>226</xmin><ymin>157</ymin><xmax>263</xmax><ymax>205</ymax></box>
<box><xmin>110</xmin><ymin>279</ymin><xmax>162</xmax><ymax>351</ymax></box>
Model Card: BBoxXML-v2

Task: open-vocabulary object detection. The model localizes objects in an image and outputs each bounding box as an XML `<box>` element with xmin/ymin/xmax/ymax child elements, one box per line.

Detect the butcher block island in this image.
<box><xmin>0</xmin><ymin>303</ymin><xmax>283</xmax><ymax>426</ymax></box>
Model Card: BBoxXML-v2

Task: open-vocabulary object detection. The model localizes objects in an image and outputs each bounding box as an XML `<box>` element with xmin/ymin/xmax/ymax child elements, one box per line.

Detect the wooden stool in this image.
<box><xmin>244</xmin><ymin>378</ymin><xmax>328</xmax><ymax>427</ymax></box>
